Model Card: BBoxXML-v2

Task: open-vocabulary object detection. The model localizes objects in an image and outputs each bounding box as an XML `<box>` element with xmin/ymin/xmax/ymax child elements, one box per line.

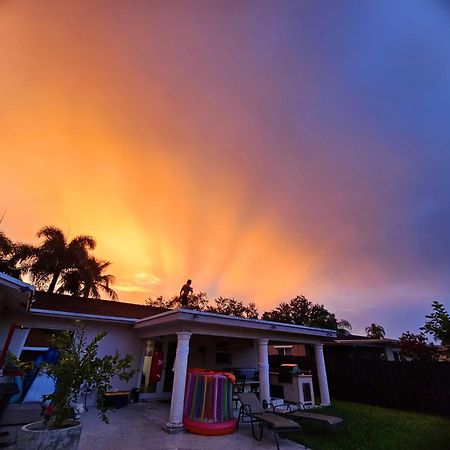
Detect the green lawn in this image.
<box><xmin>288</xmin><ymin>401</ymin><xmax>450</xmax><ymax>450</ymax></box>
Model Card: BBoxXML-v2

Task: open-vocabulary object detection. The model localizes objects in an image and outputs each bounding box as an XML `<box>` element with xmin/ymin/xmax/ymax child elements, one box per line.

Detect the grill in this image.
<box><xmin>278</xmin><ymin>363</ymin><xmax>300</xmax><ymax>383</ymax></box>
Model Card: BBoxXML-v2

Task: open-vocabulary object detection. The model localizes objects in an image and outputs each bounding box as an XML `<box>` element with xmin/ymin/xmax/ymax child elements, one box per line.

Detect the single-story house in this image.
<box><xmin>0</xmin><ymin>272</ymin><xmax>336</xmax><ymax>431</ymax></box>
<box><xmin>323</xmin><ymin>334</ymin><xmax>402</xmax><ymax>361</ymax></box>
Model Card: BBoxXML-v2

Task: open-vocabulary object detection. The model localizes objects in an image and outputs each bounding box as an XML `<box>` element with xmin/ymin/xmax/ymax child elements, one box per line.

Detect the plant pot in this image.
<box><xmin>16</xmin><ymin>419</ymin><xmax>82</xmax><ymax>450</ymax></box>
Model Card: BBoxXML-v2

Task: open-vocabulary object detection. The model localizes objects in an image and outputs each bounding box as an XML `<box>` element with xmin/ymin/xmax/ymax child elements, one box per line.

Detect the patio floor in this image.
<box><xmin>79</xmin><ymin>400</ymin><xmax>307</xmax><ymax>450</ymax></box>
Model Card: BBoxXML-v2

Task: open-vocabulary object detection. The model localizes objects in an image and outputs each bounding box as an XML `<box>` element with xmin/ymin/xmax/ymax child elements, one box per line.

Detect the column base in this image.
<box><xmin>320</xmin><ymin>402</ymin><xmax>331</xmax><ymax>407</ymax></box>
<box><xmin>165</xmin><ymin>422</ymin><xmax>185</xmax><ymax>434</ymax></box>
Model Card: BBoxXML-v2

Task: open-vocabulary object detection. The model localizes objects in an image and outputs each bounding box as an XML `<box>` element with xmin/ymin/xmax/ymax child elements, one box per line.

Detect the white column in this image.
<box><xmin>256</xmin><ymin>338</ymin><xmax>270</xmax><ymax>406</ymax></box>
<box><xmin>166</xmin><ymin>332</ymin><xmax>191</xmax><ymax>432</ymax></box>
<box><xmin>314</xmin><ymin>343</ymin><xmax>331</xmax><ymax>406</ymax></box>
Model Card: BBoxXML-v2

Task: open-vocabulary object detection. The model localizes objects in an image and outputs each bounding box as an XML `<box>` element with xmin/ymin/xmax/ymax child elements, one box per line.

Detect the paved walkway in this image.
<box><xmin>79</xmin><ymin>401</ymin><xmax>307</xmax><ymax>450</ymax></box>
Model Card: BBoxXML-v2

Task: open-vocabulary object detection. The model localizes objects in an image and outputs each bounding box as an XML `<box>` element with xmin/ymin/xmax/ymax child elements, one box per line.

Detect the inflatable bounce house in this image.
<box><xmin>183</xmin><ymin>368</ymin><xmax>237</xmax><ymax>435</ymax></box>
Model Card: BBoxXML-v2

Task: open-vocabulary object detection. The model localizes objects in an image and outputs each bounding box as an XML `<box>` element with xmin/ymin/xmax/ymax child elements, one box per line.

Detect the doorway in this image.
<box><xmin>163</xmin><ymin>341</ymin><xmax>177</xmax><ymax>392</ymax></box>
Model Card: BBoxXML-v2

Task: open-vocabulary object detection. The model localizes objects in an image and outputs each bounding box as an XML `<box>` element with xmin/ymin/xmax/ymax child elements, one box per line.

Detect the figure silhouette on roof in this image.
<box><xmin>179</xmin><ymin>279</ymin><xmax>193</xmax><ymax>308</ymax></box>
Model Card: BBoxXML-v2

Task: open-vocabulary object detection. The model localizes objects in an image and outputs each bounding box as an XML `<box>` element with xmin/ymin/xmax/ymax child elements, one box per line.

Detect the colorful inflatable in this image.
<box><xmin>183</xmin><ymin>369</ymin><xmax>237</xmax><ymax>436</ymax></box>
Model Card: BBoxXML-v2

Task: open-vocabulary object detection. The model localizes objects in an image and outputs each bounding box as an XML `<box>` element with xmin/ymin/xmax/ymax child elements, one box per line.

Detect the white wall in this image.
<box><xmin>0</xmin><ymin>310</ymin><xmax>143</xmax><ymax>392</ymax></box>
<box><xmin>188</xmin><ymin>335</ymin><xmax>257</xmax><ymax>370</ymax></box>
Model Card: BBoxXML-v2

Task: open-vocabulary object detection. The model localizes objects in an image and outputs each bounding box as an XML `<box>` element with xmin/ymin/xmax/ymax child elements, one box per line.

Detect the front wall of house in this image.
<box><xmin>187</xmin><ymin>334</ymin><xmax>257</xmax><ymax>370</ymax></box>
<box><xmin>0</xmin><ymin>310</ymin><xmax>143</xmax><ymax>392</ymax></box>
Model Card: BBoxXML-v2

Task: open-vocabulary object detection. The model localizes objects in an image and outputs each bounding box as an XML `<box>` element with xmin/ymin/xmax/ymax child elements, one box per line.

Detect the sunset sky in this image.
<box><xmin>1</xmin><ymin>1</ymin><xmax>450</xmax><ymax>337</ymax></box>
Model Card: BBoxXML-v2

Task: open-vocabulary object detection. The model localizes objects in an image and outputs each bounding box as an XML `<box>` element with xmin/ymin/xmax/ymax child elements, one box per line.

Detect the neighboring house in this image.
<box><xmin>268</xmin><ymin>343</ymin><xmax>306</xmax><ymax>357</ymax></box>
<box><xmin>0</xmin><ymin>272</ymin><xmax>336</xmax><ymax>431</ymax></box>
<box><xmin>324</xmin><ymin>334</ymin><xmax>402</xmax><ymax>361</ymax></box>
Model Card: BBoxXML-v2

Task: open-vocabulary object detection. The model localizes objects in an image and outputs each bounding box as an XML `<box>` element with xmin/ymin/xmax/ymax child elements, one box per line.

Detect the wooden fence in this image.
<box><xmin>269</xmin><ymin>355</ymin><xmax>450</xmax><ymax>416</ymax></box>
<box><xmin>325</xmin><ymin>358</ymin><xmax>450</xmax><ymax>416</ymax></box>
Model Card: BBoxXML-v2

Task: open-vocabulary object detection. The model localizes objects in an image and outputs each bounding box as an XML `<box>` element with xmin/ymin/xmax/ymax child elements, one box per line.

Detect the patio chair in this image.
<box><xmin>232</xmin><ymin>375</ymin><xmax>246</xmax><ymax>410</ymax></box>
<box><xmin>273</xmin><ymin>401</ymin><xmax>343</xmax><ymax>431</ymax></box>
<box><xmin>236</xmin><ymin>392</ymin><xmax>305</xmax><ymax>450</ymax></box>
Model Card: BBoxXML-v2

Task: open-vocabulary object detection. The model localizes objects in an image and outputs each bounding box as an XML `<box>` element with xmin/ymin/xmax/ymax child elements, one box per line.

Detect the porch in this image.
<box><xmin>78</xmin><ymin>400</ymin><xmax>307</xmax><ymax>450</ymax></box>
<box><xmin>134</xmin><ymin>309</ymin><xmax>336</xmax><ymax>431</ymax></box>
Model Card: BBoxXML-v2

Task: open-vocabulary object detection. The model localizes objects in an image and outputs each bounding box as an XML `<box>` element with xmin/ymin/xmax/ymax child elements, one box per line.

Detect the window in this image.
<box><xmin>215</xmin><ymin>341</ymin><xmax>231</xmax><ymax>364</ymax></box>
<box><xmin>19</xmin><ymin>328</ymin><xmax>61</xmax><ymax>363</ymax></box>
<box><xmin>275</xmin><ymin>346</ymin><xmax>292</xmax><ymax>356</ymax></box>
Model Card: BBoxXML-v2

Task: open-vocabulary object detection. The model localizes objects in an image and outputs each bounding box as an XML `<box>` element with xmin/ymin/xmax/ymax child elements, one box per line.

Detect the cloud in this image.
<box><xmin>1</xmin><ymin>0</ymin><xmax>449</xmax><ymax>337</ymax></box>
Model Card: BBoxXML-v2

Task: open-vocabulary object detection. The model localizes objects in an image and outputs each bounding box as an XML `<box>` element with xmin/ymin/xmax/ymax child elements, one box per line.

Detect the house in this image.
<box><xmin>323</xmin><ymin>334</ymin><xmax>402</xmax><ymax>361</ymax></box>
<box><xmin>0</xmin><ymin>272</ymin><xmax>336</xmax><ymax>432</ymax></box>
<box><xmin>269</xmin><ymin>335</ymin><xmax>402</xmax><ymax>364</ymax></box>
<box><xmin>269</xmin><ymin>343</ymin><xmax>306</xmax><ymax>357</ymax></box>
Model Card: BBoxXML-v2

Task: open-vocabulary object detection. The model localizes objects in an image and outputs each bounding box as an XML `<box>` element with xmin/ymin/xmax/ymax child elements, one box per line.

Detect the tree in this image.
<box><xmin>261</xmin><ymin>295</ymin><xmax>346</xmax><ymax>332</ymax></box>
<box><xmin>365</xmin><ymin>323</ymin><xmax>385</xmax><ymax>339</ymax></box>
<box><xmin>0</xmin><ymin>231</ymin><xmax>19</xmax><ymax>276</ymax></box>
<box><xmin>145</xmin><ymin>295</ymin><xmax>172</xmax><ymax>308</ymax></box>
<box><xmin>207</xmin><ymin>297</ymin><xmax>259</xmax><ymax>319</ymax></box>
<box><xmin>420</xmin><ymin>301</ymin><xmax>450</xmax><ymax>346</ymax></box>
<box><xmin>262</xmin><ymin>296</ymin><xmax>314</xmax><ymax>325</ymax></box>
<box><xmin>336</xmin><ymin>319</ymin><xmax>353</xmax><ymax>336</ymax></box>
<box><xmin>40</xmin><ymin>322</ymin><xmax>134</xmax><ymax>429</ymax></box>
<box><xmin>57</xmin><ymin>257</ymin><xmax>118</xmax><ymax>300</ymax></box>
<box><xmin>0</xmin><ymin>231</ymin><xmax>34</xmax><ymax>279</ymax></box>
<box><xmin>29</xmin><ymin>226</ymin><xmax>96</xmax><ymax>293</ymax></box>
<box><xmin>146</xmin><ymin>292</ymin><xmax>209</xmax><ymax>311</ymax></box>
<box><xmin>145</xmin><ymin>293</ymin><xmax>259</xmax><ymax>318</ymax></box>
<box><xmin>399</xmin><ymin>332</ymin><xmax>436</xmax><ymax>362</ymax></box>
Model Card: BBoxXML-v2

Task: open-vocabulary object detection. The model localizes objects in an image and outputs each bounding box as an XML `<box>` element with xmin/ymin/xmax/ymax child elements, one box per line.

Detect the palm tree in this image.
<box><xmin>365</xmin><ymin>323</ymin><xmax>386</xmax><ymax>339</ymax></box>
<box><xmin>29</xmin><ymin>226</ymin><xmax>96</xmax><ymax>292</ymax></box>
<box><xmin>58</xmin><ymin>257</ymin><xmax>117</xmax><ymax>300</ymax></box>
<box><xmin>0</xmin><ymin>231</ymin><xmax>34</xmax><ymax>278</ymax></box>
<box><xmin>79</xmin><ymin>257</ymin><xmax>117</xmax><ymax>300</ymax></box>
<box><xmin>337</xmin><ymin>319</ymin><xmax>352</xmax><ymax>336</ymax></box>
<box><xmin>0</xmin><ymin>231</ymin><xmax>17</xmax><ymax>276</ymax></box>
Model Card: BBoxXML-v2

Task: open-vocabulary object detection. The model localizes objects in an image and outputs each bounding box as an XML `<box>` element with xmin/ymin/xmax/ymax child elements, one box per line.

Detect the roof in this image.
<box><xmin>30</xmin><ymin>291</ymin><xmax>168</xmax><ymax>321</ymax></box>
<box><xmin>327</xmin><ymin>338</ymin><xmax>400</xmax><ymax>346</ymax></box>
<box><xmin>0</xmin><ymin>272</ymin><xmax>35</xmax><ymax>293</ymax></box>
<box><xmin>0</xmin><ymin>272</ymin><xmax>35</xmax><ymax>312</ymax></box>
<box><xmin>134</xmin><ymin>308</ymin><xmax>337</xmax><ymax>342</ymax></box>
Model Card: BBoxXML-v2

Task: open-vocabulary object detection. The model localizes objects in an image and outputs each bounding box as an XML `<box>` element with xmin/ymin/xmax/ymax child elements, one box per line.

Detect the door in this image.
<box><xmin>163</xmin><ymin>341</ymin><xmax>177</xmax><ymax>392</ymax></box>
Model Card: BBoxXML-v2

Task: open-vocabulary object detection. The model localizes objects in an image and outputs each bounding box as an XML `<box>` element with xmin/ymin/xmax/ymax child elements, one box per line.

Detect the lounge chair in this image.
<box><xmin>236</xmin><ymin>392</ymin><xmax>305</xmax><ymax>450</ymax></box>
<box><xmin>232</xmin><ymin>375</ymin><xmax>246</xmax><ymax>410</ymax></box>
<box><xmin>274</xmin><ymin>401</ymin><xmax>343</xmax><ymax>431</ymax></box>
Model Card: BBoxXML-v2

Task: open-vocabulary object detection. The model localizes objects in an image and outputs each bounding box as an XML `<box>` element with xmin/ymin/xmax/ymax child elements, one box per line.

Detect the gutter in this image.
<box><xmin>29</xmin><ymin>308</ymin><xmax>137</xmax><ymax>324</ymax></box>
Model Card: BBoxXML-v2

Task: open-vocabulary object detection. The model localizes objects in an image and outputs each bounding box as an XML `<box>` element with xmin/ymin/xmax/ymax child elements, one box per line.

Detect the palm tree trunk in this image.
<box><xmin>82</xmin><ymin>284</ymin><xmax>91</xmax><ymax>298</ymax></box>
<box><xmin>47</xmin><ymin>269</ymin><xmax>61</xmax><ymax>293</ymax></box>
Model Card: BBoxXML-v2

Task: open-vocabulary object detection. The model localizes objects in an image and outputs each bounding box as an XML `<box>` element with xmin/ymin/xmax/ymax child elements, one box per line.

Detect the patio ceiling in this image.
<box><xmin>134</xmin><ymin>308</ymin><xmax>336</xmax><ymax>344</ymax></box>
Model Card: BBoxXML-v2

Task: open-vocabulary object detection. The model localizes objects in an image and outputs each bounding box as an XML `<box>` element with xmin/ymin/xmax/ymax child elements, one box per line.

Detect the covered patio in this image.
<box><xmin>79</xmin><ymin>399</ymin><xmax>307</xmax><ymax>450</ymax></box>
<box><xmin>134</xmin><ymin>308</ymin><xmax>336</xmax><ymax>432</ymax></box>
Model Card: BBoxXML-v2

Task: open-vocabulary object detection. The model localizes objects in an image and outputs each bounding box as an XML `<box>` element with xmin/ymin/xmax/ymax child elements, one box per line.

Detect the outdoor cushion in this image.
<box><xmin>251</xmin><ymin>412</ymin><xmax>300</xmax><ymax>432</ymax></box>
<box><xmin>284</xmin><ymin>410</ymin><xmax>343</xmax><ymax>427</ymax></box>
<box><xmin>274</xmin><ymin>402</ymin><xmax>344</xmax><ymax>430</ymax></box>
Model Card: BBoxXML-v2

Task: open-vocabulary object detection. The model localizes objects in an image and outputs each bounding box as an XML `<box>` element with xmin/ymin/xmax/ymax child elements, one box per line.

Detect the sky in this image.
<box><xmin>1</xmin><ymin>0</ymin><xmax>450</xmax><ymax>338</ymax></box>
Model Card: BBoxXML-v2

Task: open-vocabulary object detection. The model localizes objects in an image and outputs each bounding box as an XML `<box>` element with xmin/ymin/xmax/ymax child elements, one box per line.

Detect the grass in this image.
<box><xmin>288</xmin><ymin>401</ymin><xmax>450</xmax><ymax>450</ymax></box>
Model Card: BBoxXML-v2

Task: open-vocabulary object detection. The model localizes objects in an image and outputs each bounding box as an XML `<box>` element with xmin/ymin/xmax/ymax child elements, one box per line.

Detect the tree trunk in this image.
<box><xmin>82</xmin><ymin>284</ymin><xmax>91</xmax><ymax>298</ymax></box>
<box><xmin>47</xmin><ymin>269</ymin><xmax>61</xmax><ymax>293</ymax></box>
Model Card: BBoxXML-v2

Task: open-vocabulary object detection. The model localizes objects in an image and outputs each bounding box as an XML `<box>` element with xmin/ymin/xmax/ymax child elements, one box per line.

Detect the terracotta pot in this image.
<box><xmin>16</xmin><ymin>419</ymin><xmax>82</xmax><ymax>450</ymax></box>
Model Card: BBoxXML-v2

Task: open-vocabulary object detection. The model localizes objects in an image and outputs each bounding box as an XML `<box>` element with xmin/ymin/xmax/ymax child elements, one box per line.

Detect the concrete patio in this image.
<box><xmin>79</xmin><ymin>400</ymin><xmax>307</xmax><ymax>450</ymax></box>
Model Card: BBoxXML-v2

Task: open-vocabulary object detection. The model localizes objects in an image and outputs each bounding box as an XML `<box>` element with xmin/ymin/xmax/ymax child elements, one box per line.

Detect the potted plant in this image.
<box><xmin>16</xmin><ymin>322</ymin><xmax>135</xmax><ymax>450</ymax></box>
